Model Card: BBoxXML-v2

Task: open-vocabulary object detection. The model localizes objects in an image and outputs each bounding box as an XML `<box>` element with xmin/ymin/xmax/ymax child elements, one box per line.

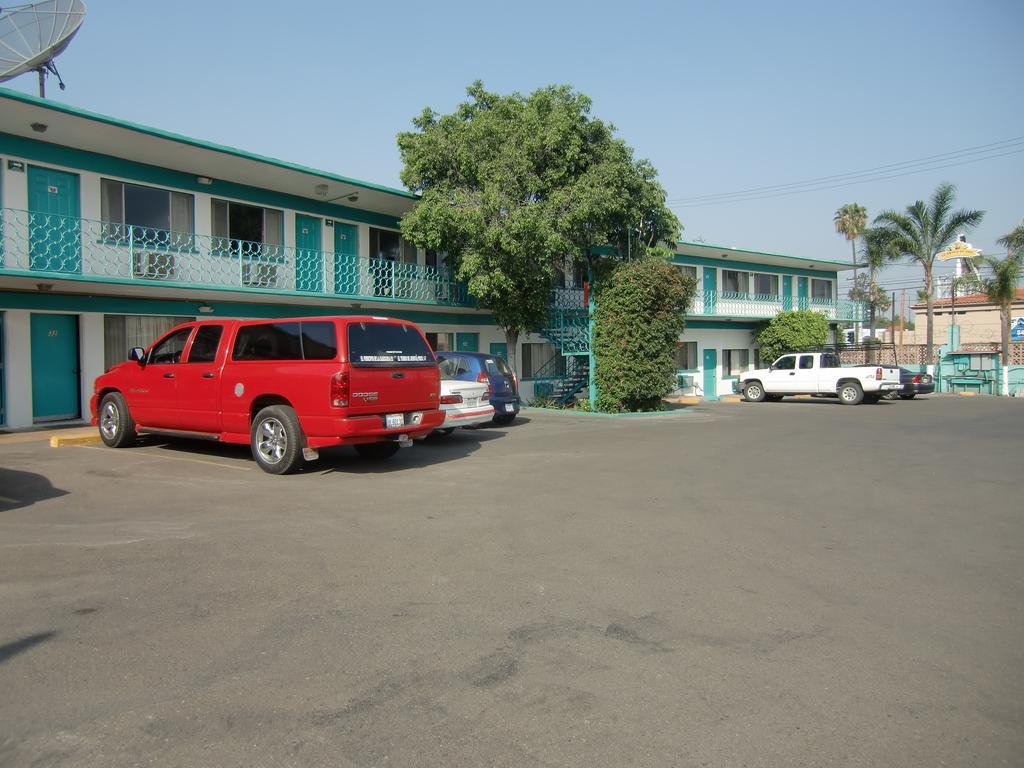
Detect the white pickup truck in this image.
<box><xmin>735</xmin><ymin>352</ymin><xmax>902</xmax><ymax>405</ymax></box>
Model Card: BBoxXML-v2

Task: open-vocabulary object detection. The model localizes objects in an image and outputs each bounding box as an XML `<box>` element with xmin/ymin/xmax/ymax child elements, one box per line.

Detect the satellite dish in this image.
<box><xmin>0</xmin><ymin>0</ymin><xmax>87</xmax><ymax>97</ymax></box>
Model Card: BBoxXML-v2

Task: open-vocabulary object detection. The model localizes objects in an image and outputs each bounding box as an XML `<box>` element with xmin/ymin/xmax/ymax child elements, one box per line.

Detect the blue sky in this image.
<box><xmin>5</xmin><ymin>0</ymin><xmax>1022</xmax><ymax>296</ymax></box>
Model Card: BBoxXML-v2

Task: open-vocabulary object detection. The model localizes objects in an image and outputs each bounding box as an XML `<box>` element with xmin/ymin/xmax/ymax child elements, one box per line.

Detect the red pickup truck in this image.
<box><xmin>91</xmin><ymin>316</ymin><xmax>444</xmax><ymax>474</ymax></box>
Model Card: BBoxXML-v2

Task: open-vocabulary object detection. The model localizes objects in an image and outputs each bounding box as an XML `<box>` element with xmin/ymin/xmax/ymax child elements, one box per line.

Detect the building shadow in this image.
<box><xmin>0</xmin><ymin>469</ymin><xmax>69</xmax><ymax>512</ymax></box>
<box><xmin>0</xmin><ymin>631</ymin><xmax>56</xmax><ymax>665</ymax></box>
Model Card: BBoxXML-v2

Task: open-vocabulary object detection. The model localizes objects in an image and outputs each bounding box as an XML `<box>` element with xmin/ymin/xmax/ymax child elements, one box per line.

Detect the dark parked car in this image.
<box><xmin>880</xmin><ymin>366</ymin><xmax>935</xmax><ymax>400</ymax></box>
<box><xmin>436</xmin><ymin>351</ymin><xmax>520</xmax><ymax>424</ymax></box>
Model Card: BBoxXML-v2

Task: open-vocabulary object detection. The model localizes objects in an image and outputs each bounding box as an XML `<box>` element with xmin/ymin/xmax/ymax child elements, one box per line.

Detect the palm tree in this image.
<box><xmin>873</xmin><ymin>183</ymin><xmax>984</xmax><ymax>363</ymax></box>
<box><xmin>834</xmin><ymin>202</ymin><xmax>868</xmax><ymax>288</ymax></box>
<box><xmin>989</xmin><ymin>220</ymin><xmax>1024</xmax><ymax>393</ymax></box>
<box><xmin>860</xmin><ymin>227</ymin><xmax>898</xmax><ymax>341</ymax></box>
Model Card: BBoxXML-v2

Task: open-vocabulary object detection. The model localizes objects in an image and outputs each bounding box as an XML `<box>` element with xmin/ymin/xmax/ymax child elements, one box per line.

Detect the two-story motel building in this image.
<box><xmin>0</xmin><ymin>88</ymin><xmax>861</xmax><ymax>428</ymax></box>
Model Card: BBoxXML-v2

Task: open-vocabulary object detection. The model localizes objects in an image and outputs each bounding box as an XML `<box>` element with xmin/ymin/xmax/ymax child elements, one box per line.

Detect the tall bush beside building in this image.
<box><xmin>755</xmin><ymin>310</ymin><xmax>830</xmax><ymax>363</ymax></box>
<box><xmin>593</xmin><ymin>256</ymin><xmax>695</xmax><ymax>412</ymax></box>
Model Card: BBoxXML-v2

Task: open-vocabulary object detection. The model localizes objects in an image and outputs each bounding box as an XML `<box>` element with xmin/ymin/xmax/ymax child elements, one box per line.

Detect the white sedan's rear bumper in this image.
<box><xmin>440</xmin><ymin>404</ymin><xmax>495</xmax><ymax>428</ymax></box>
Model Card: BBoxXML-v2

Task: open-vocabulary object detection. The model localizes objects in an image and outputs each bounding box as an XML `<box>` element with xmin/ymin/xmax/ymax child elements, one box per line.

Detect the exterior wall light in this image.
<box><xmin>197</xmin><ymin>306</ymin><xmax>215</xmax><ymax>313</ymax></box>
<box><xmin>196</xmin><ymin>176</ymin><xmax>213</xmax><ymax>185</ymax></box>
<box><xmin>30</xmin><ymin>122</ymin><xmax>47</xmax><ymax>133</ymax></box>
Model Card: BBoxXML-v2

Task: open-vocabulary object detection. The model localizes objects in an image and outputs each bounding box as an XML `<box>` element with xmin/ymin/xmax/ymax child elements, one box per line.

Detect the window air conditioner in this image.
<box><xmin>241</xmin><ymin>261</ymin><xmax>279</xmax><ymax>288</ymax></box>
<box><xmin>133</xmin><ymin>251</ymin><xmax>177</xmax><ymax>280</ymax></box>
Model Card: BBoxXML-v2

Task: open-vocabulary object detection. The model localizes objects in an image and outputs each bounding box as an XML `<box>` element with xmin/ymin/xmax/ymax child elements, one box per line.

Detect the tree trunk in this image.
<box><xmin>504</xmin><ymin>328</ymin><xmax>520</xmax><ymax>372</ymax></box>
<box><xmin>1002</xmin><ymin>303</ymin><xmax>1011</xmax><ymax>367</ymax></box>
<box><xmin>924</xmin><ymin>266</ymin><xmax>934</xmax><ymax>364</ymax></box>
<box><xmin>851</xmin><ymin>239</ymin><xmax>859</xmax><ymax>338</ymax></box>
<box><xmin>868</xmin><ymin>266</ymin><xmax>877</xmax><ymax>363</ymax></box>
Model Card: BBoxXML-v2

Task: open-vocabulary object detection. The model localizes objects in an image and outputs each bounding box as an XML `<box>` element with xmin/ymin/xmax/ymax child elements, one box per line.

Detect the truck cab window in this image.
<box><xmin>148</xmin><ymin>327</ymin><xmax>193</xmax><ymax>365</ymax></box>
<box><xmin>773</xmin><ymin>356</ymin><xmax>796</xmax><ymax>370</ymax></box>
<box><xmin>187</xmin><ymin>325</ymin><xmax>223</xmax><ymax>363</ymax></box>
<box><xmin>798</xmin><ymin>355</ymin><xmax>815</xmax><ymax>369</ymax></box>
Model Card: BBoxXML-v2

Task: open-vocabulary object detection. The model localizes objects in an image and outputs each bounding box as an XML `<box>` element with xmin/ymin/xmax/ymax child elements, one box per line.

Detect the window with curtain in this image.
<box><xmin>722</xmin><ymin>348</ymin><xmax>749</xmax><ymax>377</ymax></box>
<box><xmin>425</xmin><ymin>332</ymin><xmax>455</xmax><ymax>352</ymax></box>
<box><xmin>753</xmin><ymin>273</ymin><xmax>779</xmax><ymax>296</ymax></box>
<box><xmin>103</xmin><ymin>314</ymin><xmax>193</xmax><ymax>370</ymax></box>
<box><xmin>675</xmin><ymin>341</ymin><xmax>698</xmax><ymax>370</ymax></box>
<box><xmin>675</xmin><ymin>264</ymin><xmax>697</xmax><ymax>280</ymax></box>
<box><xmin>368</xmin><ymin>227</ymin><xmax>416</xmax><ymax>262</ymax></box>
<box><xmin>811</xmin><ymin>279</ymin><xmax>833</xmax><ymax>300</ymax></box>
<box><xmin>521</xmin><ymin>342</ymin><xmax>562</xmax><ymax>378</ymax></box>
<box><xmin>211</xmin><ymin>199</ymin><xmax>283</xmax><ymax>256</ymax></box>
<box><xmin>100</xmin><ymin>179</ymin><xmax>194</xmax><ymax>247</ymax></box>
<box><xmin>722</xmin><ymin>270</ymin><xmax>749</xmax><ymax>294</ymax></box>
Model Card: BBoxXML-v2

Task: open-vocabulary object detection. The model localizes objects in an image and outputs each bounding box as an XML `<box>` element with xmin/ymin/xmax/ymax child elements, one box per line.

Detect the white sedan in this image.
<box><xmin>433</xmin><ymin>379</ymin><xmax>494</xmax><ymax>435</ymax></box>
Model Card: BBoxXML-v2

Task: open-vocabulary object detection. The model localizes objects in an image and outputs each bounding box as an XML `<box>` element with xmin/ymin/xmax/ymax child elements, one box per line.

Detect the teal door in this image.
<box><xmin>30</xmin><ymin>313</ymin><xmax>80</xmax><ymax>422</ymax></box>
<box><xmin>333</xmin><ymin>223</ymin><xmax>359</xmax><ymax>295</ymax></box>
<box><xmin>782</xmin><ymin>275</ymin><xmax>793</xmax><ymax>311</ymax></box>
<box><xmin>295</xmin><ymin>215</ymin><xmax>322</xmax><ymax>292</ymax></box>
<box><xmin>489</xmin><ymin>342</ymin><xmax>508</xmax><ymax>361</ymax></box>
<box><xmin>456</xmin><ymin>332</ymin><xmax>479</xmax><ymax>352</ymax></box>
<box><xmin>0</xmin><ymin>312</ymin><xmax>5</xmax><ymax>425</ymax></box>
<box><xmin>702</xmin><ymin>347</ymin><xmax>718</xmax><ymax>401</ymax></box>
<box><xmin>28</xmin><ymin>166</ymin><xmax>81</xmax><ymax>274</ymax></box>
<box><xmin>702</xmin><ymin>267</ymin><xmax>717</xmax><ymax>315</ymax></box>
<box><xmin>797</xmin><ymin>277</ymin><xmax>809</xmax><ymax>310</ymax></box>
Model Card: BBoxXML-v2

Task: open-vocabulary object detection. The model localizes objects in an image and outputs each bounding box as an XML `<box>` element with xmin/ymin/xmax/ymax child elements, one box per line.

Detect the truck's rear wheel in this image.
<box><xmin>742</xmin><ymin>381</ymin><xmax>766</xmax><ymax>402</ymax></box>
<box><xmin>354</xmin><ymin>442</ymin><xmax>401</xmax><ymax>461</ymax></box>
<box><xmin>251</xmin><ymin>405</ymin><xmax>304</xmax><ymax>474</ymax></box>
<box><xmin>838</xmin><ymin>381</ymin><xmax>864</xmax><ymax>405</ymax></box>
<box><xmin>98</xmin><ymin>392</ymin><xmax>137</xmax><ymax>448</ymax></box>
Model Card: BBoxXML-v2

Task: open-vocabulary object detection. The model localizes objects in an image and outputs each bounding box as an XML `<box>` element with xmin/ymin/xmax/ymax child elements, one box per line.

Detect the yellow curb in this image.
<box><xmin>718</xmin><ymin>395</ymin><xmax>742</xmax><ymax>404</ymax></box>
<box><xmin>793</xmin><ymin>394</ymin><xmax>815</xmax><ymax>400</ymax></box>
<box><xmin>957</xmin><ymin>391</ymin><xmax>978</xmax><ymax>397</ymax></box>
<box><xmin>50</xmin><ymin>434</ymin><xmax>103</xmax><ymax>447</ymax></box>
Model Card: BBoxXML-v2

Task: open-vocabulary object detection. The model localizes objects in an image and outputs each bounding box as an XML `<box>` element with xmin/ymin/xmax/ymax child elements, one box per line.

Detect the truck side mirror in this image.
<box><xmin>129</xmin><ymin>347</ymin><xmax>146</xmax><ymax>364</ymax></box>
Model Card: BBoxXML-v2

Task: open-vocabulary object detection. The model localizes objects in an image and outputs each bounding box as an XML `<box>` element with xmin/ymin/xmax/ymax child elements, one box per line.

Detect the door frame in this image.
<box><xmin>702</xmin><ymin>347</ymin><xmax>718</xmax><ymax>401</ymax></box>
<box><xmin>27</xmin><ymin>165</ymin><xmax>82</xmax><ymax>274</ymax></box>
<box><xmin>295</xmin><ymin>214</ymin><xmax>323</xmax><ymax>293</ymax></box>
<box><xmin>333</xmin><ymin>221</ymin><xmax>359</xmax><ymax>295</ymax></box>
<box><xmin>30</xmin><ymin>312</ymin><xmax>81</xmax><ymax>422</ymax></box>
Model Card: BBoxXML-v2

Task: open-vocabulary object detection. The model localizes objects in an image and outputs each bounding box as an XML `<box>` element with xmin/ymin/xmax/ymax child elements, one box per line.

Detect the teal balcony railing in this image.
<box><xmin>691</xmin><ymin>290</ymin><xmax>865</xmax><ymax>322</ymax></box>
<box><xmin>0</xmin><ymin>208</ymin><xmax>472</xmax><ymax>307</ymax></box>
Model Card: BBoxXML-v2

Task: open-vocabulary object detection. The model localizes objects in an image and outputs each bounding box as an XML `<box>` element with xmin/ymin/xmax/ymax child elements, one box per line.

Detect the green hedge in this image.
<box><xmin>593</xmin><ymin>257</ymin><xmax>696</xmax><ymax>412</ymax></box>
<box><xmin>754</xmin><ymin>310</ymin><xmax>830</xmax><ymax>363</ymax></box>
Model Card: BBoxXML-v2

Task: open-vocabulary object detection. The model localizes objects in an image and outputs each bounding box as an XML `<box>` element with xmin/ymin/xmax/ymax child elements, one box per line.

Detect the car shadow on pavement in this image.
<box><xmin>132</xmin><ymin>425</ymin><xmax>513</xmax><ymax>475</ymax></box>
<box><xmin>0</xmin><ymin>469</ymin><xmax>69</xmax><ymax>512</ymax></box>
<box><xmin>0</xmin><ymin>631</ymin><xmax>57</xmax><ymax>665</ymax></box>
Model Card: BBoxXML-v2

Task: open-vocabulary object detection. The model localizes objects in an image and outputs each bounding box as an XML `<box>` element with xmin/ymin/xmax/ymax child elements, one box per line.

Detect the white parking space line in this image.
<box><xmin>73</xmin><ymin>445</ymin><xmax>253</xmax><ymax>472</ymax></box>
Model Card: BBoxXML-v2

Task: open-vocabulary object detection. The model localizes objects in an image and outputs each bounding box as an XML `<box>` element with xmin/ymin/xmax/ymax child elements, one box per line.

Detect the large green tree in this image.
<box><xmin>754</xmin><ymin>310</ymin><xmax>830</xmax><ymax>363</ymax></box>
<box><xmin>873</xmin><ymin>183</ymin><xmax>984</xmax><ymax>362</ymax></box>
<box><xmin>397</xmin><ymin>81</ymin><xmax>680</xmax><ymax>369</ymax></box>
<box><xmin>989</xmin><ymin>219</ymin><xmax>1024</xmax><ymax>376</ymax></box>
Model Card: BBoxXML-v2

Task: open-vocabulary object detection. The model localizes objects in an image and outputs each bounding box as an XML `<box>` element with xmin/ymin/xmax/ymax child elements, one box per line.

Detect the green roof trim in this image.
<box><xmin>0</xmin><ymin>87</ymin><xmax>418</xmax><ymax>201</ymax></box>
<box><xmin>677</xmin><ymin>240</ymin><xmax>855</xmax><ymax>270</ymax></box>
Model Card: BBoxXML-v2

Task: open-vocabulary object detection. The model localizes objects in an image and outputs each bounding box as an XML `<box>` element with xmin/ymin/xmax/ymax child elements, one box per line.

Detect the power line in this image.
<box><xmin>668</xmin><ymin>140</ymin><xmax>1024</xmax><ymax>208</ymax></box>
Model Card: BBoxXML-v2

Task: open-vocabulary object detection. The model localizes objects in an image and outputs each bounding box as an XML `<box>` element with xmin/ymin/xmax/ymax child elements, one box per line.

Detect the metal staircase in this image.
<box><xmin>533</xmin><ymin>289</ymin><xmax>592</xmax><ymax>405</ymax></box>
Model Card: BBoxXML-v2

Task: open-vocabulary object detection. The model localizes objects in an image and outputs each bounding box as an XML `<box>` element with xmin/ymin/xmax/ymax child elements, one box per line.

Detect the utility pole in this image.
<box><xmin>891</xmin><ymin>291</ymin><xmax>896</xmax><ymax>363</ymax></box>
<box><xmin>899</xmin><ymin>290</ymin><xmax>906</xmax><ymax>359</ymax></box>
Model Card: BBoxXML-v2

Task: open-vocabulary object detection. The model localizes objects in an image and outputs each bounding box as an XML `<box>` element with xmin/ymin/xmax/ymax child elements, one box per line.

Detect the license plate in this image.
<box><xmin>504</xmin><ymin>403</ymin><xmax>515</xmax><ymax>413</ymax></box>
<box><xmin>385</xmin><ymin>413</ymin><xmax>403</xmax><ymax>429</ymax></box>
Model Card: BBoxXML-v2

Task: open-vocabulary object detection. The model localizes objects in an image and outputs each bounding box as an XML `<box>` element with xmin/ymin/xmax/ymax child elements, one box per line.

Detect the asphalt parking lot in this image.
<box><xmin>1</xmin><ymin>396</ymin><xmax>1022</xmax><ymax>768</ymax></box>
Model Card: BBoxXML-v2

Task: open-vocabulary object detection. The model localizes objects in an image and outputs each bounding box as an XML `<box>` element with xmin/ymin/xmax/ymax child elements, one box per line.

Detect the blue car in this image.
<box><xmin>435</xmin><ymin>351</ymin><xmax>521</xmax><ymax>425</ymax></box>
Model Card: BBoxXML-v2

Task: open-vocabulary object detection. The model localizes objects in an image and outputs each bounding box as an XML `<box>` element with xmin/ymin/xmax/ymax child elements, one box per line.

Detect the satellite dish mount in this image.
<box><xmin>0</xmin><ymin>1</ymin><xmax>87</xmax><ymax>97</ymax></box>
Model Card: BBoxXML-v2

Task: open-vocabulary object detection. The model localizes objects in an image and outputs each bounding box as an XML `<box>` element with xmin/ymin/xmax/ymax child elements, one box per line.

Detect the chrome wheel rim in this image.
<box><xmin>100</xmin><ymin>401</ymin><xmax>119</xmax><ymax>439</ymax></box>
<box><xmin>256</xmin><ymin>418</ymin><xmax>287</xmax><ymax>464</ymax></box>
<box><xmin>841</xmin><ymin>387</ymin><xmax>857</xmax><ymax>402</ymax></box>
<box><xmin>747</xmin><ymin>384</ymin><xmax>761</xmax><ymax>399</ymax></box>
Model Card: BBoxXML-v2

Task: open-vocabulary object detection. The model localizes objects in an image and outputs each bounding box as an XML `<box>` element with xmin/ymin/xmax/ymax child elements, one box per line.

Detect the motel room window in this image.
<box><xmin>103</xmin><ymin>314</ymin><xmax>193</xmax><ymax>371</ymax></box>
<box><xmin>675</xmin><ymin>264</ymin><xmax>698</xmax><ymax>281</ymax></box>
<box><xmin>753</xmin><ymin>273</ymin><xmax>779</xmax><ymax>297</ymax></box>
<box><xmin>368</xmin><ymin>227</ymin><xmax>416</xmax><ymax>262</ymax></box>
<box><xmin>811</xmin><ymin>279</ymin><xmax>833</xmax><ymax>300</ymax></box>
<box><xmin>521</xmin><ymin>342</ymin><xmax>563</xmax><ymax>379</ymax></box>
<box><xmin>211</xmin><ymin>199</ymin><xmax>283</xmax><ymax>251</ymax></box>
<box><xmin>722</xmin><ymin>348</ymin><xmax>749</xmax><ymax>377</ymax></box>
<box><xmin>425</xmin><ymin>332</ymin><xmax>456</xmax><ymax>353</ymax></box>
<box><xmin>721</xmin><ymin>270</ymin><xmax>749</xmax><ymax>294</ymax></box>
<box><xmin>100</xmin><ymin>179</ymin><xmax>194</xmax><ymax>245</ymax></box>
<box><xmin>675</xmin><ymin>341</ymin><xmax>698</xmax><ymax>370</ymax></box>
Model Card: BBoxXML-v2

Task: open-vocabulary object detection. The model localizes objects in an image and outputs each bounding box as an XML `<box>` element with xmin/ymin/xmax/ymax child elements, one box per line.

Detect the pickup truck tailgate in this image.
<box><xmin>346</xmin><ymin>320</ymin><xmax>439</xmax><ymax>415</ymax></box>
